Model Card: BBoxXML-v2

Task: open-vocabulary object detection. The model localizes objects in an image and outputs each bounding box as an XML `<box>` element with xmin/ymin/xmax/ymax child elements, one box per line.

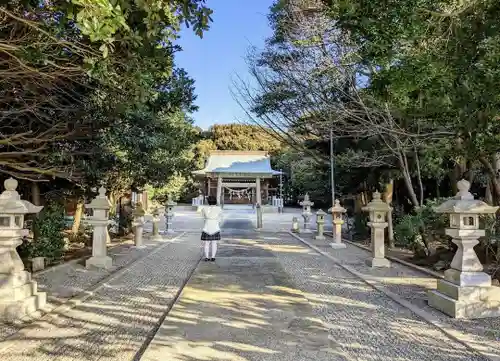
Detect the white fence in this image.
<box><xmin>191</xmin><ymin>195</ymin><xmax>204</xmax><ymax>207</ymax></box>
<box><xmin>271</xmin><ymin>196</ymin><xmax>284</xmax><ymax>208</ymax></box>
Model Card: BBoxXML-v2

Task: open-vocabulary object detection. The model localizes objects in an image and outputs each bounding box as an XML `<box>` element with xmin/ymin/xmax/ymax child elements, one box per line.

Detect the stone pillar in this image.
<box><xmin>0</xmin><ymin>178</ymin><xmax>46</xmax><ymax>322</ymax></box>
<box><xmin>150</xmin><ymin>206</ymin><xmax>162</xmax><ymax>240</ymax></box>
<box><xmin>132</xmin><ymin>202</ymin><xmax>146</xmax><ymax>248</ymax></box>
<box><xmin>428</xmin><ymin>179</ymin><xmax>500</xmax><ymax>318</ymax></box>
<box><xmin>264</xmin><ymin>180</ymin><xmax>269</xmax><ymax>205</ymax></box>
<box><xmin>86</xmin><ymin>187</ymin><xmax>113</xmax><ymax>269</ymax></box>
<box><xmin>142</xmin><ymin>191</ymin><xmax>148</xmax><ymax>211</ymax></box>
<box><xmin>256</xmin><ymin>204</ymin><xmax>263</xmax><ymax>229</ymax></box>
<box><xmin>315</xmin><ymin>210</ymin><xmax>326</xmax><ymax>240</ymax></box>
<box><xmin>207</xmin><ymin>177</ymin><xmax>211</xmax><ymax>198</ymax></box>
<box><xmin>256</xmin><ymin>177</ymin><xmax>262</xmax><ymax>205</ymax></box>
<box><xmin>329</xmin><ymin>199</ymin><xmax>347</xmax><ymax>249</ymax></box>
<box><xmin>300</xmin><ymin>193</ymin><xmax>314</xmax><ymax>234</ymax></box>
<box><xmin>291</xmin><ymin>217</ymin><xmax>300</xmax><ymax>233</ymax></box>
<box><xmin>164</xmin><ymin>195</ymin><xmax>177</xmax><ymax>234</ymax></box>
<box><xmin>362</xmin><ymin>191</ymin><xmax>391</xmax><ymax>268</ymax></box>
<box><xmin>216</xmin><ymin>177</ymin><xmax>222</xmax><ymax>205</ymax></box>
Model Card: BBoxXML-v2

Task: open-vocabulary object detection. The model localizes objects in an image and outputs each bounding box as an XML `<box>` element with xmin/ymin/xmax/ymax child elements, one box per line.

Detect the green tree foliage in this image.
<box><xmin>238</xmin><ymin>0</ymin><xmax>500</xmax><ymax>209</ymax></box>
<box><xmin>1</xmin><ymin>0</ymin><xmax>212</xmax><ymax>198</ymax></box>
<box><xmin>322</xmin><ymin>0</ymin><xmax>500</xmax><ymax>202</ymax></box>
<box><xmin>273</xmin><ymin>148</ymin><xmax>331</xmax><ymax>207</ymax></box>
<box><xmin>208</xmin><ymin>124</ymin><xmax>283</xmax><ymax>153</ymax></box>
<box><xmin>31</xmin><ymin>202</ymin><xmax>67</xmax><ymax>262</ymax></box>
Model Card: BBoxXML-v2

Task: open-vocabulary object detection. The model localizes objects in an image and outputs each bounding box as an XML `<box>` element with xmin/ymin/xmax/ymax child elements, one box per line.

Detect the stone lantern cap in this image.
<box><xmin>362</xmin><ymin>191</ymin><xmax>391</xmax><ymax>212</ymax></box>
<box><xmin>152</xmin><ymin>206</ymin><xmax>162</xmax><ymax>216</ymax></box>
<box><xmin>435</xmin><ymin>179</ymin><xmax>498</xmax><ymax>215</ymax></box>
<box><xmin>133</xmin><ymin>202</ymin><xmax>146</xmax><ymax>217</ymax></box>
<box><xmin>87</xmin><ymin>187</ymin><xmax>111</xmax><ymax>210</ymax></box>
<box><xmin>0</xmin><ymin>178</ymin><xmax>43</xmax><ymax>215</ymax></box>
<box><xmin>166</xmin><ymin>194</ymin><xmax>177</xmax><ymax>206</ymax></box>
<box><xmin>316</xmin><ymin>209</ymin><xmax>326</xmax><ymax>216</ymax></box>
<box><xmin>328</xmin><ymin>199</ymin><xmax>346</xmax><ymax>214</ymax></box>
<box><xmin>299</xmin><ymin>193</ymin><xmax>314</xmax><ymax>206</ymax></box>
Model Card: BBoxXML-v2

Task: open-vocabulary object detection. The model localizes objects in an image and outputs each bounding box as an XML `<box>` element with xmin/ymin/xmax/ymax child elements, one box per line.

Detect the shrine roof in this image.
<box><xmin>192</xmin><ymin>151</ymin><xmax>281</xmax><ymax>176</ymax></box>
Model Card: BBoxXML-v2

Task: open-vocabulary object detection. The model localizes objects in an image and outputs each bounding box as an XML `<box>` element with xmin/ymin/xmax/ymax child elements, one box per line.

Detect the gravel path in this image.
<box><xmin>302</xmin><ymin>233</ymin><xmax>500</xmax><ymax>360</ymax></box>
<box><xmin>141</xmin><ymin>232</ymin><xmax>334</xmax><ymax>361</ymax></box>
<box><xmin>0</xmin><ymin>234</ymin><xmax>201</xmax><ymax>361</ymax></box>
<box><xmin>142</xmin><ymin>232</ymin><xmax>487</xmax><ymax>361</ymax></box>
<box><xmin>0</xmin><ymin>228</ymin><xmax>492</xmax><ymax>361</ymax></box>
<box><xmin>270</xmin><ymin>233</ymin><xmax>488</xmax><ymax>361</ymax></box>
<box><xmin>0</xmin><ymin>233</ymin><xmax>176</xmax><ymax>340</ymax></box>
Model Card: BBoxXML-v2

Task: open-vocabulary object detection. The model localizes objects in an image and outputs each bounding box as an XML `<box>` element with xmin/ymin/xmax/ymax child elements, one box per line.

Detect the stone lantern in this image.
<box><xmin>428</xmin><ymin>179</ymin><xmax>500</xmax><ymax>318</ymax></box>
<box><xmin>315</xmin><ymin>209</ymin><xmax>326</xmax><ymax>240</ymax></box>
<box><xmin>132</xmin><ymin>202</ymin><xmax>146</xmax><ymax>248</ymax></box>
<box><xmin>164</xmin><ymin>194</ymin><xmax>177</xmax><ymax>234</ymax></box>
<box><xmin>291</xmin><ymin>217</ymin><xmax>300</xmax><ymax>233</ymax></box>
<box><xmin>0</xmin><ymin>178</ymin><xmax>46</xmax><ymax>322</ymax></box>
<box><xmin>256</xmin><ymin>203</ymin><xmax>263</xmax><ymax>229</ymax></box>
<box><xmin>362</xmin><ymin>191</ymin><xmax>391</xmax><ymax>268</ymax></box>
<box><xmin>150</xmin><ymin>206</ymin><xmax>163</xmax><ymax>241</ymax></box>
<box><xmin>85</xmin><ymin>186</ymin><xmax>113</xmax><ymax>269</ymax></box>
<box><xmin>329</xmin><ymin>199</ymin><xmax>347</xmax><ymax>249</ymax></box>
<box><xmin>299</xmin><ymin>193</ymin><xmax>314</xmax><ymax>234</ymax></box>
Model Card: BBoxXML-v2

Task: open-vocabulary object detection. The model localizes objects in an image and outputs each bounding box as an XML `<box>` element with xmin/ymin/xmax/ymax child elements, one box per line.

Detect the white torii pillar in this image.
<box><xmin>216</xmin><ymin>177</ymin><xmax>223</xmax><ymax>205</ymax></box>
<box><xmin>256</xmin><ymin>177</ymin><xmax>262</xmax><ymax>205</ymax></box>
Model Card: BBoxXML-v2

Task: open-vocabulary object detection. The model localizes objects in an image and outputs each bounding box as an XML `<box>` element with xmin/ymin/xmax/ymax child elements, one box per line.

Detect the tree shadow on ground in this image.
<box><xmin>0</xmin><ymin>233</ymin><xmax>490</xmax><ymax>361</ymax></box>
<box><xmin>304</xmin><ymin>233</ymin><xmax>500</xmax><ymax>361</ymax></box>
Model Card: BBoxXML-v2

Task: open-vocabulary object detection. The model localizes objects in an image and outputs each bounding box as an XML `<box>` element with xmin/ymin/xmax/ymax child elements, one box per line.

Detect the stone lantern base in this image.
<box><xmin>330</xmin><ymin>242</ymin><xmax>347</xmax><ymax>249</ymax></box>
<box><xmin>150</xmin><ymin>233</ymin><xmax>164</xmax><ymax>241</ymax></box>
<box><xmin>366</xmin><ymin>257</ymin><xmax>391</xmax><ymax>268</ymax></box>
<box><xmin>0</xmin><ymin>270</ymin><xmax>47</xmax><ymax>322</ymax></box>
<box><xmin>86</xmin><ymin>255</ymin><xmax>113</xmax><ymax>270</ymax></box>
<box><xmin>428</xmin><ymin>271</ymin><xmax>500</xmax><ymax>319</ymax></box>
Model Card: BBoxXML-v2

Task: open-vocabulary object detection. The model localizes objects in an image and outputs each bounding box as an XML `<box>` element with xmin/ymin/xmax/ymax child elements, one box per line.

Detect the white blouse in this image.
<box><xmin>201</xmin><ymin>206</ymin><xmax>222</xmax><ymax>235</ymax></box>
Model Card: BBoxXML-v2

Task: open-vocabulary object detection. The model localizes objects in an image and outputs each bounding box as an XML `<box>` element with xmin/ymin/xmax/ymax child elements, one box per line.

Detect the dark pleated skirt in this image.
<box><xmin>201</xmin><ymin>232</ymin><xmax>221</xmax><ymax>241</ymax></box>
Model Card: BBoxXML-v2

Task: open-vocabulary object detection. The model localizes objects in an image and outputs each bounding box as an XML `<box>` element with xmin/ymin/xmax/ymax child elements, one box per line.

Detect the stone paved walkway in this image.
<box><xmin>142</xmin><ymin>232</ymin><xmax>487</xmax><ymax>361</ymax></box>
<box><xmin>0</xmin><ymin>228</ymin><xmax>494</xmax><ymax>361</ymax></box>
<box><xmin>0</xmin><ymin>233</ymin><xmax>201</xmax><ymax>361</ymax></box>
<box><xmin>148</xmin><ymin>206</ymin><xmax>334</xmax><ymax>233</ymax></box>
<box><xmin>0</xmin><ymin>233</ymin><xmax>178</xmax><ymax>340</ymax></box>
<box><xmin>301</xmin><ymin>233</ymin><xmax>500</xmax><ymax>361</ymax></box>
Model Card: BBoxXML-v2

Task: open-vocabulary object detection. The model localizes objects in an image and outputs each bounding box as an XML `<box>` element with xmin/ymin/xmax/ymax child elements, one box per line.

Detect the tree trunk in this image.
<box><xmin>486</xmin><ymin>182</ymin><xmax>493</xmax><ymax>205</ymax></box>
<box><xmin>450</xmin><ymin>137</ymin><xmax>466</xmax><ymax>193</ymax></box>
<box><xmin>361</xmin><ymin>190</ymin><xmax>369</xmax><ymax>206</ymax></box>
<box><xmin>31</xmin><ymin>182</ymin><xmax>41</xmax><ymax>206</ymax></box>
<box><xmin>71</xmin><ymin>201</ymin><xmax>84</xmax><ymax>235</ymax></box>
<box><xmin>118</xmin><ymin>196</ymin><xmax>133</xmax><ymax>236</ymax></box>
<box><xmin>354</xmin><ymin>193</ymin><xmax>364</xmax><ymax>213</ymax></box>
<box><xmin>450</xmin><ymin>168</ymin><xmax>458</xmax><ymax>194</ymax></box>
<box><xmin>401</xmin><ymin>171</ymin><xmax>419</xmax><ymax>208</ymax></box>
<box><xmin>414</xmin><ymin>147</ymin><xmax>424</xmax><ymax>206</ymax></box>
<box><xmin>109</xmin><ymin>192</ymin><xmax>117</xmax><ymax>216</ymax></box>
<box><xmin>479</xmin><ymin>156</ymin><xmax>500</xmax><ymax>205</ymax></box>
<box><xmin>466</xmin><ymin>159</ymin><xmax>474</xmax><ymax>183</ymax></box>
<box><xmin>383</xmin><ymin>179</ymin><xmax>395</xmax><ymax>248</ymax></box>
<box><xmin>495</xmin><ymin>153</ymin><xmax>500</xmax><ymax>205</ymax></box>
<box><xmin>397</xmin><ymin>154</ymin><xmax>419</xmax><ymax>208</ymax></box>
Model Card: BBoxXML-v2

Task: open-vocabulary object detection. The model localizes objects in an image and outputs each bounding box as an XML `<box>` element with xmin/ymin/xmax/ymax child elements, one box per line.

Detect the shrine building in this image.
<box><xmin>192</xmin><ymin>150</ymin><xmax>282</xmax><ymax>206</ymax></box>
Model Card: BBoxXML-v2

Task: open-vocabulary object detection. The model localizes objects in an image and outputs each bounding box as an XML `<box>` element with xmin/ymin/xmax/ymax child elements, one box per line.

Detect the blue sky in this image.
<box><xmin>175</xmin><ymin>0</ymin><xmax>273</xmax><ymax>130</ymax></box>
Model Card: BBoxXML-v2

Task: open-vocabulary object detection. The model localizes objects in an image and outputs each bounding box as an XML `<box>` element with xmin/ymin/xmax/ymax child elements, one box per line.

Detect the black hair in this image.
<box><xmin>207</xmin><ymin>196</ymin><xmax>217</xmax><ymax>206</ymax></box>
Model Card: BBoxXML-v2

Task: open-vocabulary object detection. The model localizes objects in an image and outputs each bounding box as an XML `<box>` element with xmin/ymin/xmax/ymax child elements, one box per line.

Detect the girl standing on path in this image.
<box><xmin>201</xmin><ymin>196</ymin><xmax>222</xmax><ymax>262</ymax></box>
